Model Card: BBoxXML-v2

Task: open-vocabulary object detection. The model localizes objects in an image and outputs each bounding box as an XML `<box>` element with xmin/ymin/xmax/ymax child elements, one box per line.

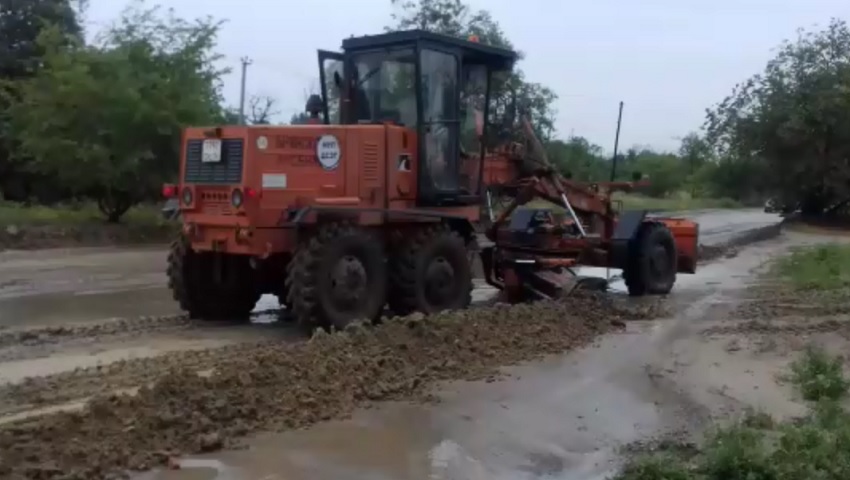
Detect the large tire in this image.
<box><xmin>166</xmin><ymin>235</ymin><xmax>260</xmax><ymax>320</ymax></box>
<box><xmin>623</xmin><ymin>222</ymin><xmax>677</xmax><ymax>296</ymax></box>
<box><xmin>388</xmin><ymin>224</ymin><xmax>473</xmax><ymax>316</ymax></box>
<box><xmin>287</xmin><ymin>222</ymin><xmax>387</xmax><ymax>331</ymax></box>
<box><xmin>276</xmin><ymin>260</ymin><xmax>294</xmax><ymax>322</ymax></box>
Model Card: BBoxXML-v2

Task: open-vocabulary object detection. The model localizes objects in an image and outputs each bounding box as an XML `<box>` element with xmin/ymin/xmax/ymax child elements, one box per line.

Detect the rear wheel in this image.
<box><xmin>623</xmin><ymin>222</ymin><xmax>677</xmax><ymax>296</ymax></box>
<box><xmin>287</xmin><ymin>222</ymin><xmax>387</xmax><ymax>331</ymax></box>
<box><xmin>167</xmin><ymin>236</ymin><xmax>260</xmax><ymax>320</ymax></box>
<box><xmin>388</xmin><ymin>224</ymin><xmax>473</xmax><ymax>316</ymax></box>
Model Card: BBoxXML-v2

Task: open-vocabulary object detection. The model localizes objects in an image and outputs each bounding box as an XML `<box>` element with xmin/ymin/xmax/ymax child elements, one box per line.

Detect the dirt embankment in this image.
<box><xmin>0</xmin><ymin>292</ymin><xmax>665</xmax><ymax>480</ymax></box>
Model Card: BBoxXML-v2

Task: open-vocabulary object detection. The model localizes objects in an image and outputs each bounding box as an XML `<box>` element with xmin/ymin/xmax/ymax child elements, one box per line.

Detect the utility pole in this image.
<box><xmin>238</xmin><ymin>57</ymin><xmax>252</xmax><ymax>125</ymax></box>
<box><xmin>609</xmin><ymin>101</ymin><xmax>624</xmax><ymax>182</ymax></box>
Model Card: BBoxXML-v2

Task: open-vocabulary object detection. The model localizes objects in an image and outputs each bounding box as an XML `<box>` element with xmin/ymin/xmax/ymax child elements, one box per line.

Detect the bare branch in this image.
<box><xmin>248</xmin><ymin>95</ymin><xmax>280</xmax><ymax>125</ymax></box>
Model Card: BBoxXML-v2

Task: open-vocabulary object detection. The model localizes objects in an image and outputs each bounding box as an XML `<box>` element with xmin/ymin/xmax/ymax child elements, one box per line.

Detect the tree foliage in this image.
<box><xmin>0</xmin><ymin>0</ymin><xmax>83</xmax><ymax>202</ymax></box>
<box><xmin>705</xmin><ymin>18</ymin><xmax>850</xmax><ymax>213</ymax></box>
<box><xmin>0</xmin><ymin>0</ymin><xmax>82</xmax><ymax>80</ymax></box>
<box><xmin>4</xmin><ymin>2</ymin><xmax>228</xmax><ymax>221</ymax></box>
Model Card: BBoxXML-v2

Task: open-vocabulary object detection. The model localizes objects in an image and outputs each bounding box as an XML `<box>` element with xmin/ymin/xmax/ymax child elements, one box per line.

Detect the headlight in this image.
<box><xmin>181</xmin><ymin>187</ymin><xmax>193</xmax><ymax>206</ymax></box>
<box><xmin>231</xmin><ymin>189</ymin><xmax>244</xmax><ymax>208</ymax></box>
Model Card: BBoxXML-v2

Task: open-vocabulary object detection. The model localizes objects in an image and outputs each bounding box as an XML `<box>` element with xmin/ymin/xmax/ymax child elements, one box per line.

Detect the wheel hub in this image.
<box><xmin>330</xmin><ymin>255</ymin><xmax>367</xmax><ymax>305</ymax></box>
<box><xmin>424</xmin><ymin>256</ymin><xmax>456</xmax><ymax>305</ymax></box>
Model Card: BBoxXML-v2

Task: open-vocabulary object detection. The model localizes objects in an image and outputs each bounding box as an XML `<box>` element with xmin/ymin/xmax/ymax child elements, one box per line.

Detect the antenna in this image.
<box><xmin>609</xmin><ymin>101</ymin><xmax>624</xmax><ymax>182</ymax></box>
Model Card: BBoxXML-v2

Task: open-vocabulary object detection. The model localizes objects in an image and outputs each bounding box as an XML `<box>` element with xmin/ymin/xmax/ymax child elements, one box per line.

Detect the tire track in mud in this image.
<box><xmin>0</xmin><ymin>309</ymin><xmax>286</xmax><ymax>363</ymax></box>
<box><xmin>700</xmin><ymin>282</ymin><xmax>850</xmax><ymax>338</ymax></box>
<box><xmin>702</xmin><ymin>317</ymin><xmax>850</xmax><ymax>337</ymax></box>
<box><xmin>0</xmin><ymin>315</ymin><xmax>193</xmax><ymax>350</ymax></box>
<box><xmin>0</xmin><ymin>340</ymin><xmax>282</xmax><ymax>420</ymax></box>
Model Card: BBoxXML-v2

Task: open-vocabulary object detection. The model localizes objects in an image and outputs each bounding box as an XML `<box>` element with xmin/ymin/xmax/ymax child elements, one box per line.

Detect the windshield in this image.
<box><xmin>351</xmin><ymin>49</ymin><xmax>417</xmax><ymax>127</ymax></box>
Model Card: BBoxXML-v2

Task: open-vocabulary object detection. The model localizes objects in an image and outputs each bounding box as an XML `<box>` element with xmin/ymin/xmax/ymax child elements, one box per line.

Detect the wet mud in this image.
<box><xmin>0</xmin><ymin>340</ymin><xmax>279</xmax><ymax>420</ymax></box>
<box><xmin>0</xmin><ymin>292</ymin><xmax>665</xmax><ymax>480</ymax></box>
<box><xmin>0</xmin><ymin>209</ymin><xmax>785</xmax><ymax>480</ymax></box>
<box><xmin>699</xmin><ymin>283</ymin><xmax>850</xmax><ymax>341</ymax></box>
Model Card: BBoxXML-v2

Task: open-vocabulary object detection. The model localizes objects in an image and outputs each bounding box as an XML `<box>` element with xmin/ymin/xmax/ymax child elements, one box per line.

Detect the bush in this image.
<box><xmin>789</xmin><ymin>346</ymin><xmax>849</xmax><ymax>402</ymax></box>
<box><xmin>773</xmin><ymin>244</ymin><xmax>850</xmax><ymax>290</ymax></box>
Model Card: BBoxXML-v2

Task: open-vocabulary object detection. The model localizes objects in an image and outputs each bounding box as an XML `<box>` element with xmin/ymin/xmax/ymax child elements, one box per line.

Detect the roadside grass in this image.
<box><xmin>789</xmin><ymin>346</ymin><xmax>850</xmax><ymax>402</ymax></box>
<box><xmin>771</xmin><ymin>243</ymin><xmax>850</xmax><ymax>290</ymax></box>
<box><xmin>0</xmin><ymin>201</ymin><xmax>166</xmax><ymax>227</ymax></box>
<box><xmin>614</xmin><ymin>346</ymin><xmax>850</xmax><ymax>480</ymax></box>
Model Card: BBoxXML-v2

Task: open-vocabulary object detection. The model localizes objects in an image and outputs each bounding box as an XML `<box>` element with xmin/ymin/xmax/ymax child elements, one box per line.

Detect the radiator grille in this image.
<box><xmin>183</xmin><ymin>139</ymin><xmax>244</xmax><ymax>184</ymax></box>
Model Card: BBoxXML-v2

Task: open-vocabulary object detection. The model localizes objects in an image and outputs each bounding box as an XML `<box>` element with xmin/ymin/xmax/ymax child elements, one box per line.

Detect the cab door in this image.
<box><xmin>418</xmin><ymin>47</ymin><xmax>462</xmax><ymax>205</ymax></box>
<box><xmin>317</xmin><ymin>50</ymin><xmax>344</xmax><ymax>124</ymax></box>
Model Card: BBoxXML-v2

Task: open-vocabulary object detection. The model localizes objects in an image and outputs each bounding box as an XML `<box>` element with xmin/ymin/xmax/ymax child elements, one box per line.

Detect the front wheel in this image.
<box><xmin>623</xmin><ymin>222</ymin><xmax>677</xmax><ymax>296</ymax></box>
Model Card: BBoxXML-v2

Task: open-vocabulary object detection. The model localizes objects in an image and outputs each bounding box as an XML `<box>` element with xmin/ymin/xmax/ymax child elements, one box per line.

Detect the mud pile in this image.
<box><xmin>0</xmin><ymin>292</ymin><xmax>663</xmax><ymax>480</ymax></box>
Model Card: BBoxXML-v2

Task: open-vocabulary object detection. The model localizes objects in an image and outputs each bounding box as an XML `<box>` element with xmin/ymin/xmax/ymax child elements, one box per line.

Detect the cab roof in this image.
<box><xmin>341</xmin><ymin>29</ymin><xmax>517</xmax><ymax>70</ymax></box>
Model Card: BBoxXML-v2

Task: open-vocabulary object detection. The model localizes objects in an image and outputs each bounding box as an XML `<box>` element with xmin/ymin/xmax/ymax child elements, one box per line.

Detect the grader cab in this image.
<box><xmin>163</xmin><ymin>29</ymin><xmax>699</xmax><ymax>331</ymax></box>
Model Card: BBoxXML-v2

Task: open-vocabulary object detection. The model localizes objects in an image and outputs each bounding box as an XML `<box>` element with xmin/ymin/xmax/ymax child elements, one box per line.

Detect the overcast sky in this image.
<box><xmin>84</xmin><ymin>0</ymin><xmax>850</xmax><ymax>153</ymax></box>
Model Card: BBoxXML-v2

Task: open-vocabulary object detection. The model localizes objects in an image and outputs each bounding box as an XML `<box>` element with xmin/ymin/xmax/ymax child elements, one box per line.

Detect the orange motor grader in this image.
<box><xmin>163</xmin><ymin>29</ymin><xmax>699</xmax><ymax>330</ymax></box>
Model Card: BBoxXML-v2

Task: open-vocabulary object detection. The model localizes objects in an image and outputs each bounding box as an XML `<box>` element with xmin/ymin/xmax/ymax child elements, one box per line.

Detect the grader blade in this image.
<box><xmin>482</xmin><ymin>250</ymin><xmax>611</xmax><ymax>304</ymax></box>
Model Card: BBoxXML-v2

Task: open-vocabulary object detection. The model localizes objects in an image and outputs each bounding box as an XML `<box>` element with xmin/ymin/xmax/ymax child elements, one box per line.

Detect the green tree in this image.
<box><xmin>290</xmin><ymin>112</ymin><xmax>310</xmax><ymax>124</ymax></box>
<box><xmin>0</xmin><ymin>0</ymin><xmax>82</xmax><ymax>79</ymax></box>
<box><xmin>705</xmin><ymin>18</ymin><xmax>850</xmax><ymax>214</ymax></box>
<box><xmin>678</xmin><ymin>132</ymin><xmax>713</xmax><ymax>196</ymax></box>
<box><xmin>5</xmin><ymin>2</ymin><xmax>228</xmax><ymax>221</ymax></box>
<box><xmin>0</xmin><ymin>0</ymin><xmax>83</xmax><ymax>202</ymax></box>
<box><xmin>628</xmin><ymin>149</ymin><xmax>687</xmax><ymax>198</ymax></box>
<box><xmin>546</xmin><ymin>136</ymin><xmax>608</xmax><ymax>181</ymax></box>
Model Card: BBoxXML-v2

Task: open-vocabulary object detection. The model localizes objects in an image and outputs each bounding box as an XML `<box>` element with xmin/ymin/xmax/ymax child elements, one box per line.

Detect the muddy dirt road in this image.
<box><xmin>121</xmin><ymin>226</ymin><xmax>846</xmax><ymax>480</ymax></box>
<box><xmin>0</xmin><ymin>209</ymin><xmax>780</xmax><ymax>330</ymax></box>
<box><xmin>137</xmin><ymin>230</ymin><xmax>811</xmax><ymax>480</ymax></box>
<box><xmin>0</xmin><ymin>209</ymin><xmax>786</xmax><ymax>479</ymax></box>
